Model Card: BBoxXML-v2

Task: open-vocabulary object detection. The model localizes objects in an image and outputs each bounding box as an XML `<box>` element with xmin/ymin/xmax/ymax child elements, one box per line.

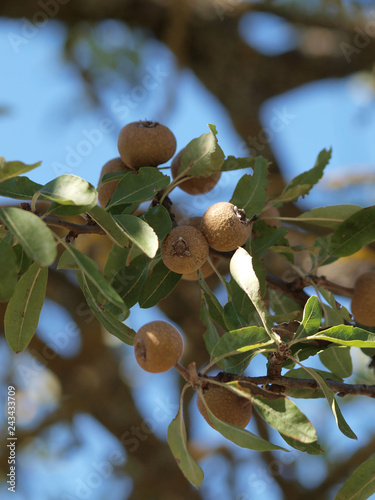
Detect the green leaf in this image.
<box><xmin>198</xmin><ymin>274</ymin><xmax>227</xmax><ymax>331</ymax></box>
<box><xmin>114</xmin><ymin>214</ymin><xmax>158</xmax><ymax>258</ymax></box>
<box><xmin>319</xmin><ymin>346</ymin><xmax>353</xmax><ymax>378</ymax></box>
<box><xmin>4</xmin><ymin>263</ymin><xmax>48</xmax><ymax>352</ymax></box>
<box><xmin>139</xmin><ymin>259</ymin><xmax>181</xmax><ymax>308</ymax></box>
<box><xmin>335</xmin><ymin>454</ymin><xmax>375</xmax><ymax>500</ymax></box>
<box><xmin>329</xmin><ymin>206</ymin><xmax>375</xmax><ymax>258</ymax></box>
<box><xmin>221</xmin><ymin>156</ymin><xmax>256</xmax><ymax>171</ymax></box>
<box><xmin>104</xmin><ymin>246</ymin><xmax>130</xmax><ymax>280</ymax></box>
<box><xmin>230</xmin><ymin>156</ymin><xmax>268</xmax><ymax>218</ymax></box>
<box><xmin>280</xmin><ymin>434</ymin><xmax>324</xmax><ymax>455</ymax></box>
<box><xmin>0</xmin><ymin>239</ymin><xmax>17</xmax><ymax>302</ymax></box>
<box><xmin>210</xmin><ymin>326</ymin><xmax>274</xmax><ymax>375</ymax></box>
<box><xmin>284</xmin><ymin>368</ymin><xmax>343</xmax><ymax>399</ymax></box>
<box><xmin>178</xmin><ymin>124</ymin><xmax>225</xmax><ymax>177</ymax></box>
<box><xmin>107</xmin><ymin>167</ymin><xmax>170</xmax><ymax>207</ymax></box>
<box><xmin>318</xmin><ymin>287</ymin><xmax>352</xmax><ymax>324</ymax></box>
<box><xmin>200</xmin><ymin>297</ymin><xmax>221</xmax><ymax>356</ymax></box>
<box><xmin>57</xmin><ymin>238</ymin><xmax>127</xmax><ymax>313</ymax></box>
<box><xmin>57</xmin><ymin>249</ymin><xmax>80</xmax><ymax>270</ymax></box>
<box><xmin>76</xmin><ymin>272</ymin><xmax>134</xmax><ymax>345</ymax></box>
<box><xmin>230</xmin><ymin>247</ymin><xmax>275</xmax><ymax>340</ymax></box>
<box><xmin>296</xmin><ymin>205</ymin><xmax>362</xmax><ymax>230</ymax></box>
<box><xmin>251</xmin><ymin>394</ymin><xmax>318</xmax><ymax>443</ymax></box>
<box><xmin>111</xmin><ymin>254</ymin><xmax>149</xmax><ymax>308</ymax></box>
<box><xmin>37</xmin><ymin>174</ymin><xmax>97</xmax><ymax>206</ymax></box>
<box><xmin>0</xmin><ymin>207</ymin><xmax>57</xmax><ymax>267</ymax></box>
<box><xmin>0</xmin><ymin>176</ymin><xmax>42</xmax><ymax>199</ymax></box>
<box><xmin>87</xmin><ymin>205</ymin><xmax>130</xmax><ymax>247</ymax></box>
<box><xmin>300</xmin><ymin>366</ymin><xmax>357</xmax><ymax>439</ymax></box>
<box><xmin>251</xmin><ymin>223</ymin><xmax>289</xmax><ymax>259</ymax></box>
<box><xmin>293</xmin><ymin>296</ymin><xmax>322</xmax><ymax>341</ymax></box>
<box><xmin>198</xmin><ymin>388</ymin><xmax>287</xmax><ymax>452</ymax></box>
<box><xmin>307</xmin><ymin>325</ymin><xmax>375</xmax><ymax>348</ymax></box>
<box><xmin>228</xmin><ymin>278</ymin><xmax>255</xmax><ymax>323</ymax></box>
<box><xmin>46</xmin><ymin>203</ymin><xmax>96</xmax><ymax>217</ymax></box>
<box><xmin>167</xmin><ymin>407</ymin><xmax>204</xmax><ymax>488</ymax></box>
<box><xmin>0</xmin><ymin>157</ymin><xmax>41</xmax><ymax>182</ymax></box>
<box><xmin>223</xmin><ymin>301</ymin><xmax>247</xmax><ymax>331</ymax></box>
<box><xmin>140</xmin><ymin>204</ymin><xmax>172</xmax><ymax>243</ymax></box>
<box><xmin>13</xmin><ymin>244</ymin><xmax>32</xmax><ymax>275</ymax></box>
<box><xmin>273</xmin><ymin>148</ymin><xmax>331</xmax><ymax>203</ymax></box>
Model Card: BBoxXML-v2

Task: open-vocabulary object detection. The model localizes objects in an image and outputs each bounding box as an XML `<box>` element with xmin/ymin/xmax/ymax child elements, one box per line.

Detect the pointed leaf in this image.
<box><xmin>114</xmin><ymin>214</ymin><xmax>158</xmax><ymax>258</ymax></box>
<box><xmin>167</xmin><ymin>408</ymin><xmax>204</xmax><ymax>488</ymax></box>
<box><xmin>0</xmin><ymin>157</ymin><xmax>41</xmax><ymax>182</ymax></box>
<box><xmin>139</xmin><ymin>259</ymin><xmax>181</xmax><ymax>308</ymax></box>
<box><xmin>4</xmin><ymin>263</ymin><xmax>48</xmax><ymax>352</ymax></box>
<box><xmin>200</xmin><ymin>297</ymin><xmax>221</xmax><ymax>356</ymax></box>
<box><xmin>293</xmin><ymin>296</ymin><xmax>322</xmax><ymax>341</ymax></box>
<box><xmin>0</xmin><ymin>176</ymin><xmax>42</xmax><ymax>200</ymax></box>
<box><xmin>198</xmin><ymin>274</ymin><xmax>227</xmax><ymax>331</ymax></box>
<box><xmin>88</xmin><ymin>205</ymin><xmax>130</xmax><ymax>247</ymax></box>
<box><xmin>0</xmin><ymin>239</ymin><xmax>18</xmax><ymax>302</ymax></box>
<box><xmin>319</xmin><ymin>346</ymin><xmax>353</xmax><ymax>378</ymax></box>
<box><xmin>281</xmin><ymin>434</ymin><xmax>324</xmax><ymax>455</ymax></box>
<box><xmin>111</xmin><ymin>254</ymin><xmax>149</xmax><ymax>308</ymax></box>
<box><xmin>107</xmin><ymin>167</ymin><xmax>170</xmax><ymax>207</ymax></box>
<box><xmin>0</xmin><ymin>207</ymin><xmax>57</xmax><ymax>266</ymax></box>
<box><xmin>37</xmin><ymin>174</ymin><xmax>97</xmax><ymax>206</ymax></box>
<box><xmin>140</xmin><ymin>204</ymin><xmax>172</xmax><ymax>243</ymax></box>
<box><xmin>329</xmin><ymin>206</ymin><xmax>375</xmax><ymax>257</ymax></box>
<box><xmin>307</xmin><ymin>325</ymin><xmax>375</xmax><ymax>348</ymax></box>
<box><xmin>296</xmin><ymin>205</ymin><xmax>362</xmax><ymax>230</ymax></box>
<box><xmin>230</xmin><ymin>156</ymin><xmax>268</xmax><ymax>218</ymax></box>
<box><xmin>221</xmin><ymin>156</ymin><xmax>256</xmax><ymax>171</ymax></box>
<box><xmin>335</xmin><ymin>454</ymin><xmax>375</xmax><ymax>500</ymax></box>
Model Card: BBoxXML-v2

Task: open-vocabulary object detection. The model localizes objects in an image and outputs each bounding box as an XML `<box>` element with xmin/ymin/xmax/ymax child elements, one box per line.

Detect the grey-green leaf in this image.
<box><xmin>297</xmin><ymin>205</ymin><xmax>362</xmax><ymax>230</ymax></box>
<box><xmin>319</xmin><ymin>346</ymin><xmax>353</xmax><ymax>378</ymax></box>
<box><xmin>167</xmin><ymin>408</ymin><xmax>204</xmax><ymax>488</ymax></box>
<box><xmin>4</xmin><ymin>263</ymin><xmax>48</xmax><ymax>352</ymax></box>
<box><xmin>0</xmin><ymin>176</ymin><xmax>42</xmax><ymax>199</ymax></box>
<box><xmin>107</xmin><ymin>167</ymin><xmax>170</xmax><ymax>207</ymax></box>
<box><xmin>139</xmin><ymin>259</ymin><xmax>181</xmax><ymax>308</ymax></box>
<box><xmin>88</xmin><ymin>205</ymin><xmax>130</xmax><ymax>247</ymax></box>
<box><xmin>140</xmin><ymin>204</ymin><xmax>172</xmax><ymax>243</ymax></box>
<box><xmin>0</xmin><ymin>239</ymin><xmax>18</xmax><ymax>302</ymax></box>
<box><xmin>0</xmin><ymin>157</ymin><xmax>41</xmax><ymax>182</ymax></box>
<box><xmin>307</xmin><ymin>325</ymin><xmax>375</xmax><ymax>348</ymax></box>
<box><xmin>335</xmin><ymin>455</ymin><xmax>375</xmax><ymax>500</ymax></box>
<box><xmin>114</xmin><ymin>214</ymin><xmax>159</xmax><ymax>258</ymax></box>
<box><xmin>38</xmin><ymin>174</ymin><xmax>97</xmax><ymax>206</ymax></box>
<box><xmin>0</xmin><ymin>207</ymin><xmax>57</xmax><ymax>267</ymax></box>
<box><xmin>221</xmin><ymin>156</ymin><xmax>256</xmax><ymax>171</ymax></box>
<box><xmin>293</xmin><ymin>295</ymin><xmax>322</xmax><ymax>341</ymax></box>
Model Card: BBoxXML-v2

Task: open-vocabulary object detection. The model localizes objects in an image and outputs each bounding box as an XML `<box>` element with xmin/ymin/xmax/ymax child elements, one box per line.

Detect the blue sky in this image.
<box><xmin>1</xmin><ymin>12</ymin><xmax>375</xmax><ymax>500</ymax></box>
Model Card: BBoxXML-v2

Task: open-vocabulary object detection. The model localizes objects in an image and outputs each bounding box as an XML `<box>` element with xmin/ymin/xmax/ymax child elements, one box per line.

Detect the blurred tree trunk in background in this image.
<box><xmin>1</xmin><ymin>2</ymin><xmax>375</xmax><ymax>499</ymax></box>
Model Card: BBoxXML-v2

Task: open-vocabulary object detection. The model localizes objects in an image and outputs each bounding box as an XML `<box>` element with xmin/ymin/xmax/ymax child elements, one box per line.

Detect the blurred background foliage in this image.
<box><xmin>1</xmin><ymin>1</ymin><xmax>375</xmax><ymax>499</ymax></box>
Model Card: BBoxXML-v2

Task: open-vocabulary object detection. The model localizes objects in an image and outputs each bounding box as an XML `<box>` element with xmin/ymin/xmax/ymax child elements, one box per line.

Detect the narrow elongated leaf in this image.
<box><xmin>223</xmin><ymin>301</ymin><xmax>247</xmax><ymax>331</ymax></box>
<box><xmin>198</xmin><ymin>389</ymin><xmax>287</xmax><ymax>451</ymax></box>
<box><xmin>104</xmin><ymin>246</ymin><xmax>130</xmax><ymax>280</ymax></box>
<box><xmin>57</xmin><ymin>238</ymin><xmax>127</xmax><ymax>312</ymax></box>
<box><xmin>0</xmin><ymin>239</ymin><xmax>17</xmax><ymax>302</ymax></box>
<box><xmin>230</xmin><ymin>247</ymin><xmax>275</xmax><ymax>339</ymax></box>
<box><xmin>167</xmin><ymin>408</ymin><xmax>204</xmax><ymax>488</ymax></box>
<box><xmin>250</xmin><ymin>394</ymin><xmax>318</xmax><ymax>443</ymax></box>
<box><xmin>139</xmin><ymin>259</ymin><xmax>181</xmax><ymax>308</ymax></box>
<box><xmin>273</xmin><ymin>148</ymin><xmax>331</xmax><ymax>203</ymax></box>
<box><xmin>296</xmin><ymin>205</ymin><xmax>362</xmax><ymax>230</ymax></box>
<box><xmin>293</xmin><ymin>296</ymin><xmax>322</xmax><ymax>341</ymax></box>
<box><xmin>307</xmin><ymin>325</ymin><xmax>375</xmax><ymax>348</ymax></box>
<box><xmin>221</xmin><ymin>156</ymin><xmax>256</xmax><ymax>171</ymax></box>
<box><xmin>114</xmin><ymin>214</ymin><xmax>158</xmax><ymax>258</ymax></box>
<box><xmin>319</xmin><ymin>346</ymin><xmax>353</xmax><ymax>378</ymax></box>
<box><xmin>230</xmin><ymin>156</ymin><xmax>268</xmax><ymax>218</ymax></box>
<box><xmin>107</xmin><ymin>167</ymin><xmax>170</xmax><ymax>207</ymax></box>
<box><xmin>0</xmin><ymin>176</ymin><xmax>42</xmax><ymax>199</ymax></box>
<box><xmin>285</xmin><ymin>368</ymin><xmax>343</xmax><ymax>399</ymax></box>
<box><xmin>37</xmin><ymin>174</ymin><xmax>97</xmax><ymax>206</ymax></box>
<box><xmin>140</xmin><ymin>204</ymin><xmax>172</xmax><ymax>242</ymax></box>
<box><xmin>0</xmin><ymin>207</ymin><xmax>57</xmax><ymax>266</ymax></box>
<box><xmin>200</xmin><ymin>297</ymin><xmax>221</xmax><ymax>356</ymax></box>
<box><xmin>198</xmin><ymin>274</ymin><xmax>227</xmax><ymax>331</ymax></box>
<box><xmin>251</xmin><ymin>223</ymin><xmax>289</xmax><ymax>259</ymax></box>
<box><xmin>111</xmin><ymin>254</ymin><xmax>149</xmax><ymax>308</ymax></box>
<box><xmin>335</xmin><ymin>454</ymin><xmax>375</xmax><ymax>500</ymax></box>
<box><xmin>329</xmin><ymin>206</ymin><xmax>375</xmax><ymax>257</ymax></box>
<box><xmin>178</xmin><ymin>124</ymin><xmax>225</xmax><ymax>177</ymax></box>
<box><xmin>281</xmin><ymin>434</ymin><xmax>324</xmax><ymax>455</ymax></box>
<box><xmin>300</xmin><ymin>366</ymin><xmax>357</xmax><ymax>439</ymax></box>
<box><xmin>88</xmin><ymin>205</ymin><xmax>130</xmax><ymax>247</ymax></box>
<box><xmin>46</xmin><ymin>203</ymin><xmax>95</xmax><ymax>217</ymax></box>
<box><xmin>0</xmin><ymin>157</ymin><xmax>41</xmax><ymax>182</ymax></box>
<box><xmin>4</xmin><ymin>263</ymin><xmax>48</xmax><ymax>352</ymax></box>
<box><xmin>76</xmin><ymin>272</ymin><xmax>134</xmax><ymax>345</ymax></box>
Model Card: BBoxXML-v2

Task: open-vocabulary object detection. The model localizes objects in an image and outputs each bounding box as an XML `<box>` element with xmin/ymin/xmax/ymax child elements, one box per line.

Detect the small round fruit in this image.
<box><xmin>161</xmin><ymin>225</ymin><xmax>209</xmax><ymax>274</ymax></box>
<box><xmin>117</xmin><ymin>120</ymin><xmax>177</xmax><ymax>169</ymax></box>
<box><xmin>134</xmin><ymin>320</ymin><xmax>183</xmax><ymax>373</ymax></box>
<box><xmin>351</xmin><ymin>271</ymin><xmax>375</xmax><ymax>326</ymax></box>
<box><xmin>97</xmin><ymin>157</ymin><xmax>133</xmax><ymax>208</ymax></box>
<box><xmin>171</xmin><ymin>148</ymin><xmax>221</xmax><ymax>195</ymax></box>
<box><xmin>260</xmin><ymin>206</ymin><xmax>281</xmax><ymax>228</ymax></box>
<box><xmin>197</xmin><ymin>384</ymin><xmax>252</xmax><ymax>428</ymax></box>
<box><xmin>201</xmin><ymin>202</ymin><xmax>250</xmax><ymax>252</ymax></box>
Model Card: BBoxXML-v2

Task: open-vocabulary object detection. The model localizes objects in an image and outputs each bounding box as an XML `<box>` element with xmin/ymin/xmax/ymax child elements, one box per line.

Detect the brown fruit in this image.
<box><xmin>201</xmin><ymin>202</ymin><xmax>251</xmax><ymax>252</ymax></box>
<box><xmin>351</xmin><ymin>271</ymin><xmax>375</xmax><ymax>326</ymax></box>
<box><xmin>161</xmin><ymin>225</ymin><xmax>209</xmax><ymax>274</ymax></box>
<box><xmin>134</xmin><ymin>320</ymin><xmax>183</xmax><ymax>373</ymax></box>
<box><xmin>197</xmin><ymin>384</ymin><xmax>252</xmax><ymax>428</ymax></box>
<box><xmin>171</xmin><ymin>148</ymin><xmax>221</xmax><ymax>195</ymax></box>
<box><xmin>97</xmin><ymin>157</ymin><xmax>133</xmax><ymax>208</ymax></box>
<box><xmin>117</xmin><ymin>120</ymin><xmax>177</xmax><ymax>169</ymax></box>
<box><xmin>260</xmin><ymin>206</ymin><xmax>281</xmax><ymax>228</ymax></box>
